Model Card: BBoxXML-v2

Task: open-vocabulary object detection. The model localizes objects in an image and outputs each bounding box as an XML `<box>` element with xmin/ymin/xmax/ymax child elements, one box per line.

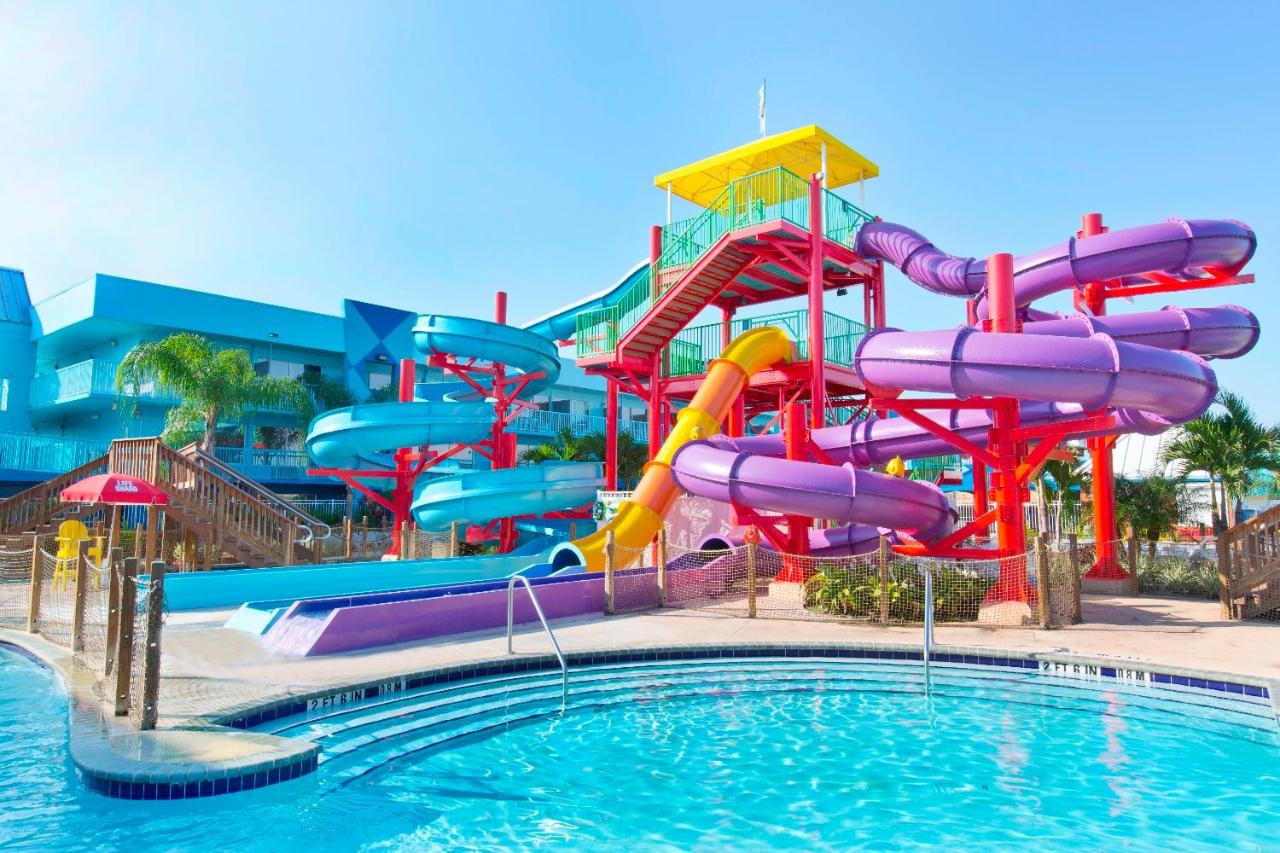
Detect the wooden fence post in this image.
<box><xmin>1127</xmin><ymin>532</ymin><xmax>1139</xmax><ymax>594</ymax></box>
<box><xmin>112</xmin><ymin>558</ymin><xmax>139</xmax><ymax>716</ymax></box>
<box><xmin>604</xmin><ymin>530</ymin><xmax>616</xmax><ymax>616</ymax></box>
<box><xmin>878</xmin><ymin>536</ymin><xmax>891</xmax><ymax>625</ymax></box>
<box><xmin>104</xmin><ymin>548</ymin><xmax>124</xmax><ymax>676</ymax></box>
<box><xmin>408</xmin><ymin>524</ymin><xmax>418</xmax><ymax>560</ymax></box>
<box><xmin>449</xmin><ymin>522</ymin><xmax>459</xmax><ymax>558</ymax></box>
<box><xmin>1217</xmin><ymin>531</ymin><xmax>1234</xmax><ymax>619</ymax></box>
<box><xmin>143</xmin><ymin>505</ymin><xmax>158</xmax><ymax>568</ymax></box>
<box><xmin>656</xmin><ymin>526</ymin><xmax>668</xmax><ymax>608</ymax></box>
<box><xmin>746</xmin><ymin>537</ymin><xmax>758</xmax><ymax>618</ymax></box>
<box><xmin>1067</xmin><ymin>533</ymin><xmax>1082</xmax><ymax>625</ymax></box>
<box><xmin>72</xmin><ymin>540</ymin><xmax>90</xmax><ymax>652</ymax></box>
<box><xmin>344</xmin><ymin>517</ymin><xmax>353</xmax><ymax>560</ymax></box>
<box><xmin>1034</xmin><ymin>534</ymin><xmax>1052</xmax><ymax>629</ymax></box>
<box><xmin>138</xmin><ymin>560</ymin><xmax>166</xmax><ymax>731</ymax></box>
<box><xmin>26</xmin><ymin>532</ymin><xmax>43</xmax><ymax>633</ymax></box>
<box><xmin>399</xmin><ymin>521</ymin><xmax>410</xmax><ymax>561</ymax></box>
<box><xmin>284</xmin><ymin>521</ymin><xmax>297</xmax><ymax>566</ymax></box>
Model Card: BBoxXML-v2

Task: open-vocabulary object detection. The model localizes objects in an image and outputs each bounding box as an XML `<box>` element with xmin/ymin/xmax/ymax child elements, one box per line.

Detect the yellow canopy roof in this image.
<box><xmin>654</xmin><ymin>125</ymin><xmax>879</xmax><ymax>207</ymax></box>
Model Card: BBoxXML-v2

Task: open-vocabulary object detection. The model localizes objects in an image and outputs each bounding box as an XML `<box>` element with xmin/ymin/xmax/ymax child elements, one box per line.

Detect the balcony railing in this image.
<box><xmin>579</xmin><ymin>165</ymin><xmax>874</xmax><ymax>360</ymax></box>
<box><xmin>510</xmin><ymin>408</ymin><xmax>648</xmax><ymax>443</ymax></box>
<box><xmin>28</xmin><ymin>358</ymin><xmax>295</xmax><ymax>413</ymax></box>
<box><xmin>0</xmin><ymin>430</ymin><xmax>110</xmax><ymax>474</ymax></box>
<box><xmin>212</xmin><ymin>447</ymin><xmax>314</xmax><ymax>480</ymax></box>
<box><xmin>663</xmin><ymin>309</ymin><xmax>868</xmax><ymax>377</ymax></box>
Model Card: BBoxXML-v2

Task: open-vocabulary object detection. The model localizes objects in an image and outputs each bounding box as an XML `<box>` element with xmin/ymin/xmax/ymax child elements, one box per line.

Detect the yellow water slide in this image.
<box><xmin>573</xmin><ymin>326</ymin><xmax>794</xmax><ymax>571</ymax></box>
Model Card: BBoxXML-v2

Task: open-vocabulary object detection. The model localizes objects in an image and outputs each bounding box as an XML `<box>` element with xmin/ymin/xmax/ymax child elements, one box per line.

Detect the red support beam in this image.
<box><xmin>807</xmin><ymin>175</ymin><xmax>826</xmax><ymax>430</ymax></box>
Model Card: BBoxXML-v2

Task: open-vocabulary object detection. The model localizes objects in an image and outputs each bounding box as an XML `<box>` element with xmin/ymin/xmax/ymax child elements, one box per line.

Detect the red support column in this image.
<box><xmin>605</xmin><ymin>378</ymin><xmax>619</xmax><ymax>490</ymax></box>
<box><xmin>390</xmin><ymin>356</ymin><xmax>418</xmax><ymax>558</ymax></box>
<box><xmin>721</xmin><ymin>306</ymin><xmax>745</xmax><ymax>436</ymax></box>
<box><xmin>775</xmin><ymin>401</ymin><xmax>814</xmax><ymax>583</ymax></box>
<box><xmin>807</xmin><ymin>175</ymin><xmax>826</xmax><ymax>429</ymax></box>
<box><xmin>972</xmin><ymin>460</ymin><xmax>990</xmax><ymax>543</ymax></box>
<box><xmin>648</xmin><ymin>226</ymin><xmax>664</xmax><ymax>463</ymax></box>
<box><xmin>1076</xmin><ymin>213</ymin><xmax>1125</xmax><ymax>580</ymax></box>
<box><xmin>983</xmin><ymin>253</ymin><xmax>1030</xmax><ymax>604</ymax></box>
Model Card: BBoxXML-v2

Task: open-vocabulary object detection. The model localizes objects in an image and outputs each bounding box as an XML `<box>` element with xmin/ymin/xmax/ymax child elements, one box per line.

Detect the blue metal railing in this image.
<box><xmin>509</xmin><ymin>408</ymin><xmax>648</xmax><ymax>443</ymax></box>
<box><xmin>28</xmin><ymin>358</ymin><xmax>294</xmax><ymax>413</ymax></box>
<box><xmin>0</xmin><ymin>430</ymin><xmax>110</xmax><ymax>473</ymax></box>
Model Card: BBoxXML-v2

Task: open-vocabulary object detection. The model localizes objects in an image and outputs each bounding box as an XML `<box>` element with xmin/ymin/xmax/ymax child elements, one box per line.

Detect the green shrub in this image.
<box><xmin>804</xmin><ymin>561</ymin><xmax>995</xmax><ymax>622</ymax></box>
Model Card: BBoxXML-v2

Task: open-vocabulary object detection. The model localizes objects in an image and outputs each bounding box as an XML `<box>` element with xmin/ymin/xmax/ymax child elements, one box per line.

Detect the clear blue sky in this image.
<box><xmin>2</xmin><ymin>2</ymin><xmax>1276</xmax><ymax>416</ymax></box>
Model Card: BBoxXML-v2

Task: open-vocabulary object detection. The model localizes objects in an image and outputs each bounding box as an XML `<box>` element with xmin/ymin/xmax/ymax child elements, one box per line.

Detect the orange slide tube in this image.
<box><xmin>572</xmin><ymin>326</ymin><xmax>794</xmax><ymax>571</ymax></box>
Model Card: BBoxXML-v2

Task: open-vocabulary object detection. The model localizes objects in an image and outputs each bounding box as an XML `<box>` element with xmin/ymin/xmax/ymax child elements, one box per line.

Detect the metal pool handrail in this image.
<box><xmin>923</xmin><ymin>569</ymin><xmax>935</xmax><ymax>692</ymax></box>
<box><xmin>506</xmin><ymin>575</ymin><xmax>568</xmax><ymax>705</ymax></box>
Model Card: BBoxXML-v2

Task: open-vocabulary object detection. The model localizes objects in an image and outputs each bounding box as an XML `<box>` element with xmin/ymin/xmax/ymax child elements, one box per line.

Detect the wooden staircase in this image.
<box><xmin>110</xmin><ymin>438</ymin><xmax>317</xmax><ymax>568</ymax></box>
<box><xmin>616</xmin><ymin>240</ymin><xmax>753</xmax><ymax>366</ymax></box>
<box><xmin>0</xmin><ymin>453</ymin><xmax>109</xmax><ymax>534</ymax></box>
<box><xmin>1218</xmin><ymin>503</ymin><xmax>1280</xmax><ymax>620</ymax></box>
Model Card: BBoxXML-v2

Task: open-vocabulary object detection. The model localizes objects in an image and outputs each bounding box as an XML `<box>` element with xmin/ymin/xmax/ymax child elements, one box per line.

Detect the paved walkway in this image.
<box><xmin>155</xmin><ymin>593</ymin><xmax>1279</xmax><ymax>727</ymax></box>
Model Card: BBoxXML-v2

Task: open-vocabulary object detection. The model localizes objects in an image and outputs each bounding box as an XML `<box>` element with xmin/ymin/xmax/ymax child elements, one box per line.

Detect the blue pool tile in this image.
<box><xmin>213</xmin><ymin>777</ymin><xmax>228</xmax><ymax>796</ymax></box>
<box><xmin>1172</xmin><ymin>676</ymin><xmax>1190</xmax><ymax>687</ymax></box>
<box><xmin>1101</xmin><ymin>667</ymin><xmax>1116</xmax><ymax>678</ymax></box>
<box><xmin>1225</xmin><ymin>682</ymin><xmax>1244</xmax><ymax>694</ymax></box>
<box><xmin>1189</xmin><ymin>678</ymin><xmax>1208</xmax><ymax>690</ymax></box>
<box><xmin>183</xmin><ymin>782</ymin><xmax>198</xmax><ymax>799</ymax></box>
<box><xmin>1207</xmin><ymin>681</ymin><xmax>1226</xmax><ymax>692</ymax></box>
<box><xmin>1244</xmin><ymin>685</ymin><xmax>1264</xmax><ymax>697</ymax></box>
<box><xmin>200</xmin><ymin>780</ymin><xmax>213</xmax><ymax>797</ymax></box>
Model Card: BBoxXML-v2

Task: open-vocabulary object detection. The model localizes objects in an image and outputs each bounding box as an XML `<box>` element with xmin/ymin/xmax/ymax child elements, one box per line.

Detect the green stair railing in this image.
<box><xmin>908</xmin><ymin>455</ymin><xmax>963</xmax><ymax>482</ymax></box>
<box><xmin>577</xmin><ymin>166</ymin><xmax>874</xmax><ymax>360</ymax></box>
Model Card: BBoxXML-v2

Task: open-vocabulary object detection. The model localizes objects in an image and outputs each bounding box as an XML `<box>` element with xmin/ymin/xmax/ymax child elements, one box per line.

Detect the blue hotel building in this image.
<box><xmin>0</xmin><ymin>266</ymin><xmax>646</xmax><ymax>497</ymax></box>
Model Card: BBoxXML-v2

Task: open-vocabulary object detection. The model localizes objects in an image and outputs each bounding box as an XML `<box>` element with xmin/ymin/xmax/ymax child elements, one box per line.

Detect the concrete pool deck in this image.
<box><xmin>6</xmin><ymin>592</ymin><xmax>1276</xmax><ymax>799</ymax></box>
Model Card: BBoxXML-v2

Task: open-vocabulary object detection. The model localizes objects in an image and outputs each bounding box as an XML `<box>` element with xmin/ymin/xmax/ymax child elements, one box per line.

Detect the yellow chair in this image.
<box><xmin>53</xmin><ymin>519</ymin><xmax>103</xmax><ymax>590</ymax></box>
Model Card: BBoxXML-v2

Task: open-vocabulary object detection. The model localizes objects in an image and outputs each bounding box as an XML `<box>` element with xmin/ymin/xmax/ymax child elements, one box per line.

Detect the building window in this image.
<box><xmin>367</xmin><ymin>364</ymin><xmax>393</xmax><ymax>391</ymax></box>
<box><xmin>255</xmin><ymin>359</ymin><xmax>310</xmax><ymax>380</ymax></box>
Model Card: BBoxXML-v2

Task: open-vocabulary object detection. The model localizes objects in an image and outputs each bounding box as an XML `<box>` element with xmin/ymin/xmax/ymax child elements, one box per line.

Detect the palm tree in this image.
<box><xmin>519</xmin><ymin>427</ymin><xmax>595</xmax><ymax>465</ymax></box>
<box><xmin>1162</xmin><ymin>414</ymin><xmax>1228</xmax><ymax>528</ymax></box>
<box><xmin>1214</xmin><ymin>391</ymin><xmax>1280</xmax><ymax>524</ymax></box>
<box><xmin>1163</xmin><ymin>391</ymin><xmax>1280</xmax><ymax>527</ymax></box>
<box><xmin>1115</xmin><ymin>475</ymin><xmax>1201</xmax><ymax>561</ymax></box>
<box><xmin>1040</xmin><ymin>447</ymin><xmax>1091</xmax><ymax>534</ymax></box>
<box><xmin>116</xmin><ymin>332</ymin><xmax>310</xmax><ymax>452</ymax></box>
<box><xmin>519</xmin><ymin>429</ymin><xmax>650</xmax><ymax>488</ymax></box>
<box><xmin>581</xmin><ymin>432</ymin><xmax>650</xmax><ymax>488</ymax></box>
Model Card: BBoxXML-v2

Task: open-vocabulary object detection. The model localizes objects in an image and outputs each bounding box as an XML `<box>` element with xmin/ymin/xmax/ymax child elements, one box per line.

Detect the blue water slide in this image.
<box><xmin>306</xmin><ymin>313</ymin><xmax>603</xmax><ymax>534</ymax></box>
<box><xmin>520</xmin><ymin>259</ymin><xmax>648</xmax><ymax>341</ymax></box>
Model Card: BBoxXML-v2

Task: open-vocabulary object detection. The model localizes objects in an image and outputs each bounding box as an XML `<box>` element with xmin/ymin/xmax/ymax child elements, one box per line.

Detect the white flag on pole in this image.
<box><xmin>758</xmin><ymin>79</ymin><xmax>767</xmax><ymax>137</ymax></box>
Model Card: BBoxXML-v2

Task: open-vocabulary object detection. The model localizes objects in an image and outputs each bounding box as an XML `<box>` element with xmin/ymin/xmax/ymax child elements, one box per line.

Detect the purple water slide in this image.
<box><xmin>670</xmin><ymin>440</ymin><xmax>954</xmax><ymax>542</ymax></box>
<box><xmin>1022</xmin><ymin>305</ymin><xmax>1259</xmax><ymax>359</ymax></box>
<box><xmin>856</xmin><ymin>327</ymin><xmax>1217</xmax><ymax>427</ymax></box>
<box><xmin>855</xmin><ymin>218</ymin><xmax>1256</xmax><ymax>317</ymax></box>
<box><xmin>700</xmin><ymin>524</ymin><xmax>892</xmax><ymax>557</ymax></box>
<box><xmin>718</xmin><ymin>401</ymin><xmax>1146</xmax><ymax>473</ymax></box>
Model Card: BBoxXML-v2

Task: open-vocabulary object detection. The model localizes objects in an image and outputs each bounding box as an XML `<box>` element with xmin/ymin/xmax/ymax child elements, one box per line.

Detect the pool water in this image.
<box><xmin>3</xmin><ymin>645</ymin><xmax>1278</xmax><ymax>852</ymax></box>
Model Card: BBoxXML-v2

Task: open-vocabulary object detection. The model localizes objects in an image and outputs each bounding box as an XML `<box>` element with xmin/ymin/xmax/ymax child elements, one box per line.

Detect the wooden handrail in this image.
<box><xmin>0</xmin><ymin>453</ymin><xmax>109</xmax><ymax>534</ymax></box>
<box><xmin>1218</xmin><ymin>503</ymin><xmax>1280</xmax><ymax>619</ymax></box>
<box><xmin>110</xmin><ymin>437</ymin><xmax>302</xmax><ymax>565</ymax></box>
<box><xmin>175</xmin><ymin>442</ymin><xmax>330</xmax><ymax>542</ymax></box>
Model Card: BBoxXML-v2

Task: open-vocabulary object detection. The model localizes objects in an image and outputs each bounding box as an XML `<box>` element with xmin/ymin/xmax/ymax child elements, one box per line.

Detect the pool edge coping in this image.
<box><xmin>0</xmin><ymin>630</ymin><xmax>319</xmax><ymax>802</ymax></box>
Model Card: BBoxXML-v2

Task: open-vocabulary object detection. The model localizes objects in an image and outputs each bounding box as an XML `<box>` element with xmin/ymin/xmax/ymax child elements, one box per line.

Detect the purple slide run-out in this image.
<box><xmin>670</xmin><ymin>217</ymin><xmax>1259</xmax><ymax>550</ymax></box>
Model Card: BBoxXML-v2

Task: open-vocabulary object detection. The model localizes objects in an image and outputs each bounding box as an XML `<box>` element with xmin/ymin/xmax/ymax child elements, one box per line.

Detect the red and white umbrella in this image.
<box><xmin>60</xmin><ymin>473</ymin><xmax>169</xmax><ymax>506</ymax></box>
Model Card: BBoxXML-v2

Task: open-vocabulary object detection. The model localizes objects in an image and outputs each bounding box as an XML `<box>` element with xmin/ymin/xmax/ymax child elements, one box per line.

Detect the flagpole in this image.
<box><xmin>758</xmin><ymin>78</ymin><xmax>766</xmax><ymax>137</ymax></box>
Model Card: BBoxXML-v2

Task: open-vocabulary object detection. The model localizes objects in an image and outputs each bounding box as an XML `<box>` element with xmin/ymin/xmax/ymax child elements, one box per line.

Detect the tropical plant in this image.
<box><xmin>1163</xmin><ymin>390</ymin><xmax>1280</xmax><ymax>527</ymax></box>
<box><xmin>581</xmin><ymin>432</ymin><xmax>649</xmax><ymax>488</ymax></box>
<box><xmin>804</xmin><ymin>561</ymin><xmax>994</xmax><ymax>622</ymax></box>
<box><xmin>1114</xmin><ymin>475</ymin><xmax>1202</xmax><ymax>560</ymax></box>
<box><xmin>519</xmin><ymin>427</ymin><xmax>596</xmax><ymax>465</ymax></box>
<box><xmin>116</xmin><ymin>332</ymin><xmax>310</xmax><ymax>451</ymax></box>
<box><xmin>518</xmin><ymin>429</ymin><xmax>650</xmax><ymax>487</ymax></box>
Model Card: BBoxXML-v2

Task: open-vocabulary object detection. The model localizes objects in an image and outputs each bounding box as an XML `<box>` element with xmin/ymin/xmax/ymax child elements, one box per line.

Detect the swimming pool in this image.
<box><xmin>4</xmin><ymin>643</ymin><xmax>1279</xmax><ymax>851</ymax></box>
